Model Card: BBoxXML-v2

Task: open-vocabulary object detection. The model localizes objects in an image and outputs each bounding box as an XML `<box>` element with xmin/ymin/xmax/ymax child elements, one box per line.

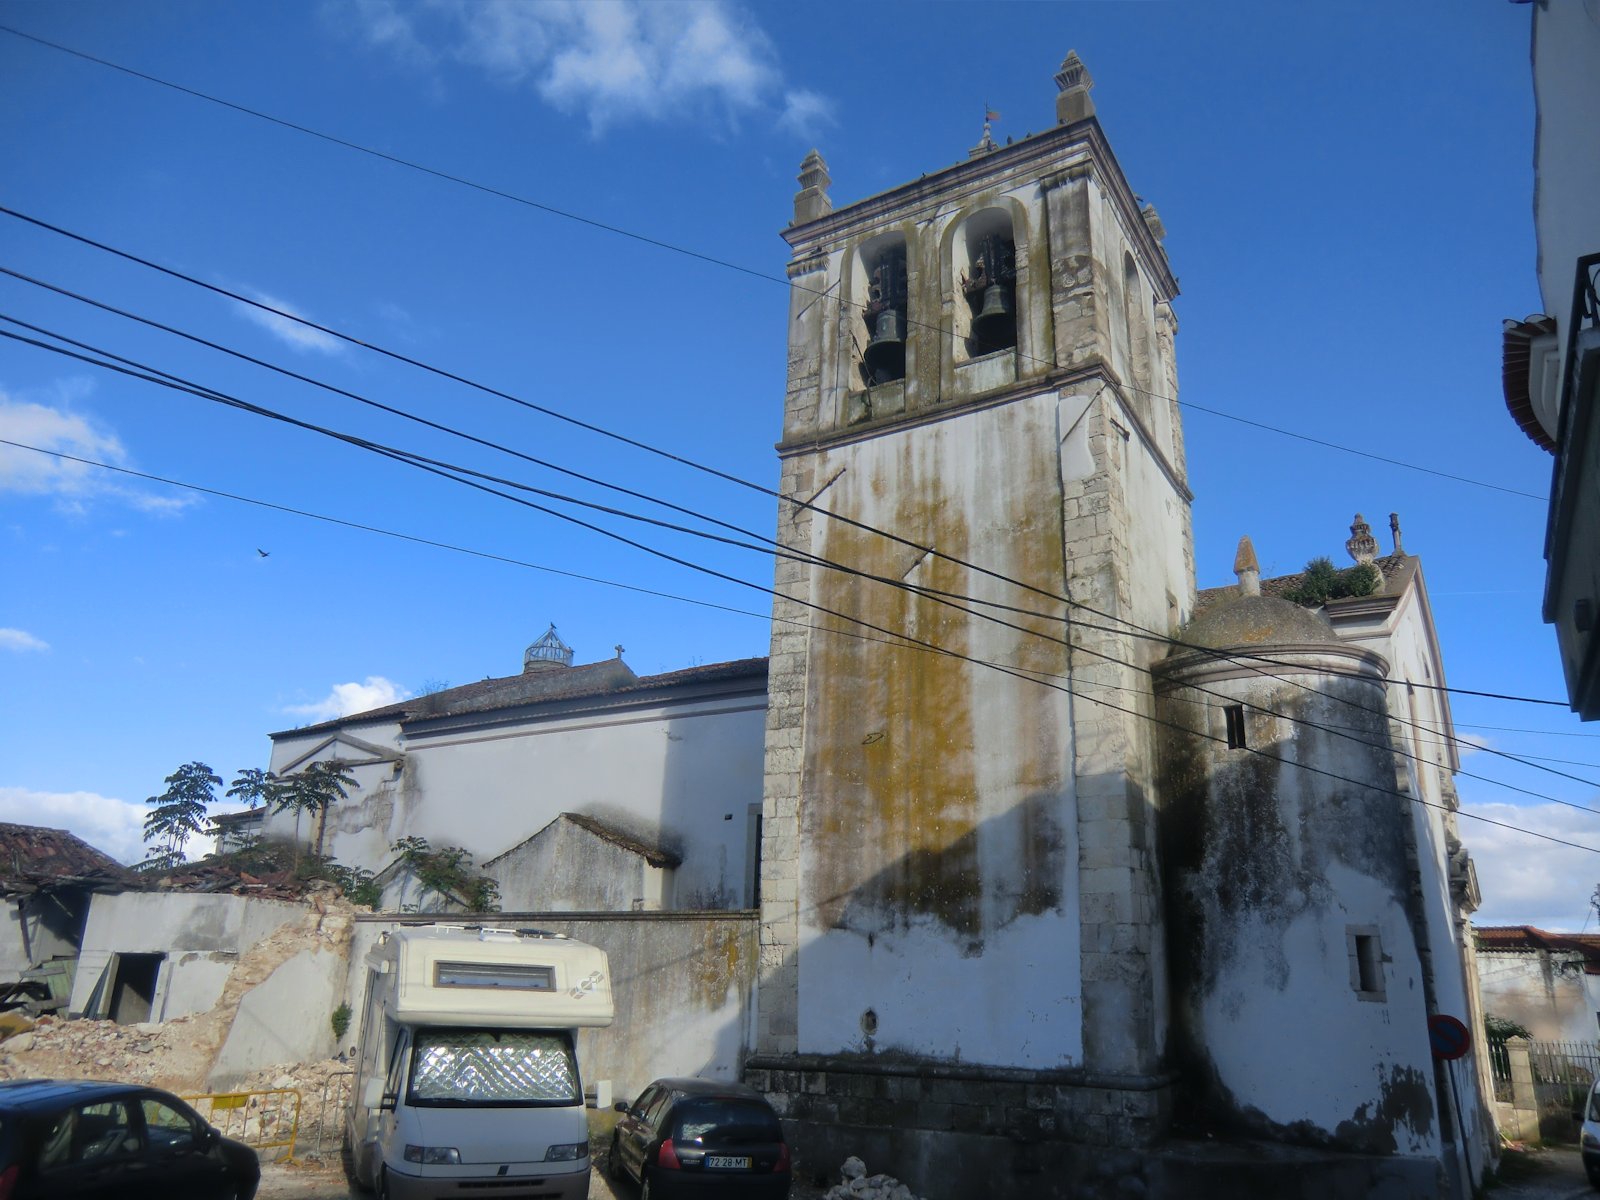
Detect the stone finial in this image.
<box><xmin>793</xmin><ymin>149</ymin><xmax>832</xmax><ymax>225</ymax></box>
<box><xmin>1055</xmin><ymin>51</ymin><xmax>1095</xmax><ymax>124</ymax></box>
<box><xmin>1140</xmin><ymin>202</ymin><xmax>1166</xmax><ymax>243</ymax></box>
<box><xmin>1389</xmin><ymin>512</ymin><xmax>1404</xmax><ymax>555</ymax></box>
<box><xmin>1346</xmin><ymin>514</ymin><xmax>1378</xmax><ymax>565</ymax></box>
<box><xmin>968</xmin><ymin>119</ymin><xmax>999</xmax><ymax>159</ymax></box>
<box><xmin>1233</xmin><ymin>536</ymin><xmax>1260</xmax><ymax>596</ymax></box>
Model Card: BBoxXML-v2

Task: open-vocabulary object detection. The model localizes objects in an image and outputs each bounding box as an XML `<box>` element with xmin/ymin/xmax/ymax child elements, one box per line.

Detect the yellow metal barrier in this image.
<box><xmin>183</xmin><ymin>1088</ymin><xmax>303</xmax><ymax>1162</ymax></box>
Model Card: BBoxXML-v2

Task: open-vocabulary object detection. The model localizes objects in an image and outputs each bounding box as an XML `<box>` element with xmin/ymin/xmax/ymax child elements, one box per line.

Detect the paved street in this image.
<box><xmin>1491</xmin><ymin>1146</ymin><xmax>1593</xmax><ymax>1200</ymax></box>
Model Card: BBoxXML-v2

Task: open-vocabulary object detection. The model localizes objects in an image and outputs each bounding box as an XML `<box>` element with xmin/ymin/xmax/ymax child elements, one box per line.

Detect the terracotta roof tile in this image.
<box><xmin>0</xmin><ymin>823</ymin><xmax>133</xmax><ymax>894</ymax></box>
<box><xmin>271</xmin><ymin>656</ymin><xmax>767</xmax><ymax>739</ymax></box>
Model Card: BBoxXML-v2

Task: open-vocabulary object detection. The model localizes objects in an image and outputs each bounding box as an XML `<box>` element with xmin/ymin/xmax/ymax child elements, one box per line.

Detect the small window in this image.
<box><xmin>140</xmin><ymin>1098</ymin><xmax>200</xmax><ymax>1154</ymax></box>
<box><xmin>1224</xmin><ymin>705</ymin><xmax>1247</xmax><ymax>749</ymax></box>
<box><xmin>40</xmin><ymin>1101</ymin><xmax>140</xmax><ymax>1171</ymax></box>
<box><xmin>434</xmin><ymin>961</ymin><xmax>553</xmax><ymax>991</ymax></box>
<box><xmin>1348</xmin><ymin>926</ymin><xmax>1386</xmax><ymax>1001</ymax></box>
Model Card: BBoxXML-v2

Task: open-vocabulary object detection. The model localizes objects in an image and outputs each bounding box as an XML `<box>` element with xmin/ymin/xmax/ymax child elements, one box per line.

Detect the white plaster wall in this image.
<box><xmin>69</xmin><ymin>892</ymin><xmax>307</xmax><ymax>1018</ymax></box>
<box><xmin>1195</xmin><ymin>873</ymin><xmax>1438</xmax><ymax>1156</ymax></box>
<box><xmin>1533</xmin><ymin>0</ymin><xmax>1600</xmax><ymax>371</ymax></box>
<box><xmin>793</xmin><ymin>392</ymin><xmax>1084</xmax><ymax>1070</ymax></box>
<box><xmin>267</xmin><ymin>698</ymin><xmax>765</xmax><ymax>910</ymax></box>
<box><xmin>1478</xmin><ymin>949</ymin><xmax>1600</xmax><ymax>1043</ymax></box>
<box><xmin>209</xmin><ymin>946</ymin><xmax>344</xmax><ymax>1088</ymax></box>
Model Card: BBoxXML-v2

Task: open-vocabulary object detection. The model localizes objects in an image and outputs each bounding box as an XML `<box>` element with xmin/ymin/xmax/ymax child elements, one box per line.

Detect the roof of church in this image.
<box><xmin>1194</xmin><ymin>553</ymin><xmax>1416</xmax><ymax>616</ymax></box>
<box><xmin>1476</xmin><ymin>925</ymin><xmax>1600</xmax><ymax>972</ymax></box>
<box><xmin>1175</xmin><ymin>593</ymin><xmax>1340</xmax><ymax>653</ymax></box>
<box><xmin>272</xmin><ymin>656</ymin><xmax>768</xmax><ymax>739</ymax></box>
<box><xmin>0</xmin><ymin>823</ymin><xmax>133</xmax><ymax>895</ymax></box>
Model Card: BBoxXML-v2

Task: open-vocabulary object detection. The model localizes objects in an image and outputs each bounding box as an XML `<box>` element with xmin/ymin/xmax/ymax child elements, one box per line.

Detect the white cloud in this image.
<box><xmin>351</xmin><ymin>0</ymin><xmax>826</xmax><ymax>137</ymax></box>
<box><xmin>0</xmin><ymin>628</ymin><xmax>49</xmax><ymax>653</ymax></box>
<box><xmin>234</xmin><ymin>291</ymin><xmax>343</xmax><ymax>356</ymax></box>
<box><xmin>0</xmin><ymin>388</ymin><xmax>193</xmax><ymax>515</ymax></box>
<box><xmin>286</xmin><ymin>676</ymin><xmax>412</xmax><ymax>722</ymax></box>
<box><xmin>0</xmin><ymin>786</ymin><xmax>148</xmax><ymax>866</ymax></box>
<box><xmin>777</xmin><ymin>89</ymin><xmax>835</xmax><ymax>141</ymax></box>
<box><xmin>1465</xmin><ymin>800</ymin><xmax>1600</xmax><ymax>931</ymax></box>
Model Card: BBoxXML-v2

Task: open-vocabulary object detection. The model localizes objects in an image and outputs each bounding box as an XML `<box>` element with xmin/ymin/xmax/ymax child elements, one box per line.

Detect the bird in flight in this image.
<box><xmin>257</xmin><ymin>549</ymin><xmax>270</xmax><ymax>557</ymax></box>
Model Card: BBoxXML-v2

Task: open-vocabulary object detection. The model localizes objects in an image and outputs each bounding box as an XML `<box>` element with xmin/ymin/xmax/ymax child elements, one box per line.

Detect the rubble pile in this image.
<box><xmin>824</xmin><ymin>1156</ymin><xmax>924</xmax><ymax>1200</ymax></box>
<box><xmin>232</xmin><ymin>1058</ymin><xmax>355</xmax><ymax>1161</ymax></box>
<box><xmin>0</xmin><ymin>1013</ymin><xmax>215</xmax><ymax>1090</ymax></box>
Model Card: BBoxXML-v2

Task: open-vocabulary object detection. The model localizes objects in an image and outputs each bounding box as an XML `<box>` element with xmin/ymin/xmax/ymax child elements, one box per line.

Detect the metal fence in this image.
<box><xmin>1487</xmin><ymin>1037</ymin><xmax>1513</xmax><ymax>1102</ymax></box>
<box><xmin>1530</xmin><ymin>1040</ymin><xmax>1600</xmax><ymax>1085</ymax></box>
<box><xmin>184</xmin><ymin>1088</ymin><xmax>302</xmax><ymax>1161</ymax></box>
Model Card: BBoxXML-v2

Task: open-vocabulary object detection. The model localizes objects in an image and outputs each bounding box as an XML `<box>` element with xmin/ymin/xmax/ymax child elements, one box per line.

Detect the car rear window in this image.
<box><xmin>670</xmin><ymin>1098</ymin><xmax>782</xmax><ymax>1145</ymax></box>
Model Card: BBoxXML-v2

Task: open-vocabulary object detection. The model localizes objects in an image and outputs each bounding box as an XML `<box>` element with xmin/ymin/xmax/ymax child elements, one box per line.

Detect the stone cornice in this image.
<box><xmin>783</xmin><ymin>119</ymin><xmax>1177</xmax><ymax>302</ymax></box>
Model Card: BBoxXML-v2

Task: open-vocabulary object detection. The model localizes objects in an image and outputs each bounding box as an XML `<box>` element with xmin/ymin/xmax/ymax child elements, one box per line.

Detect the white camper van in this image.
<box><xmin>346</xmin><ymin>924</ymin><xmax>613</xmax><ymax>1200</ymax></box>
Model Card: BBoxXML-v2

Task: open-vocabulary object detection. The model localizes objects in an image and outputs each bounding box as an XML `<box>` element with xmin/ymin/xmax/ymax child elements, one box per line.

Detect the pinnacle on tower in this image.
<box><xmin>1055</xmin><ymin>50</ymin><xmax>1095</xmax><ymax>124</ymax></box>
<box><xmin>793</xmin><ymin>149</ymin><xmax>832</xmax><ymax>225</ymax></box>
<box><xmin>1233</xmin><ymin>536</ymin><xmax>1261</xmax><ymax>596</ymax></box>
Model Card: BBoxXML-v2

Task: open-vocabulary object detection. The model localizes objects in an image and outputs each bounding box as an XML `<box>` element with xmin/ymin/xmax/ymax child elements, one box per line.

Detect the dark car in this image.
<box><xmin>609</xmin><ymin>1078</ymin><xmax>790</xmax><ymax>1199</ymax></box>
<box><xmin>0</xmin><ymin>1078</ymin><xmax>260</xmax><ymax>1200</ymax></box>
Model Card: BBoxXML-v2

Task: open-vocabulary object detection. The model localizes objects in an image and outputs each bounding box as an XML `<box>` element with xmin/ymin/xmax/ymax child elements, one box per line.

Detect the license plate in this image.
<box><xmin>706</xmin><ymin>1155</ymin><xmax>752</xmax><ymax>1169</ymax></box>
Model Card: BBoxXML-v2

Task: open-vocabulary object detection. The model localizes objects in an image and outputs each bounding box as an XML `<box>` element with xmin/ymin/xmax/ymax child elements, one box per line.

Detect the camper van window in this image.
<box><xmin>408</xmin><ymin>1029</ymin><xmax>580</xmax><ymax>1107</ymax></box>
<box><xmin>433</xmin><ymin>961</ymin><xmax>555</xmax><ymax>991</ymax></box>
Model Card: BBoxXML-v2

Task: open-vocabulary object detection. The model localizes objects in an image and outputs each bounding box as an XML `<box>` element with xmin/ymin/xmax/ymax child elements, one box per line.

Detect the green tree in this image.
<box><xmin>141</xmin><ymin>761</ymin><xmax>222</xmax><ymax>871</ymax></box>
<box><xmin>226</xmin><ymin>766</ymin><xmax>283</xmax><ymax>810</ymax></box>
<box><xmin>392</xmin><ymin>836</ymin><xmax>500</xmax><ymax>912</ymax></box>
<box><xmin>274</xmin><ymin>760</ymin><xmax>357</xmax><ymax>859</ymax></box>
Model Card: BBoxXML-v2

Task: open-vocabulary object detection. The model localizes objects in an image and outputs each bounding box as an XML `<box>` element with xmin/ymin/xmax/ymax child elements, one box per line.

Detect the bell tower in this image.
<box><xmin>748</xmin><ymin>53</ymin><xmax>1195</xmax><ymax>1194</ymax></box>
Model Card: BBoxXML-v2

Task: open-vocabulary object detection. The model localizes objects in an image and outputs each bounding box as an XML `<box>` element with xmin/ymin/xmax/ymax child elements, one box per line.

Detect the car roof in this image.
<box><xmin>0</xmin><ymin>1079</ymin><xmax>169</xmax><ymax>1113</ymax></box>
<box><xmin>652</xmin><ymin>1077</ymin><xmax>771</xmax><ymax>1102</ymax></box>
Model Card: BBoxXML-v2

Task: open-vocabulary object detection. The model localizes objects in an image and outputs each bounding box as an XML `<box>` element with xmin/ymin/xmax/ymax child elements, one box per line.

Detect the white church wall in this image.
<box><xmin>791</xmin><ymin>392</ymin><xmax>1083</xmax><ymax>1069</ymax></box>
<box><xmin>266</xmin><ymin>692</ymin><xmax>766</xmax><ymax>910</ymax></box>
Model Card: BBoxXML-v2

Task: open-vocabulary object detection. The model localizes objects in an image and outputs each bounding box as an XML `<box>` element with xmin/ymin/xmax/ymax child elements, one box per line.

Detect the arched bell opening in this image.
<box><xmin>957</xmin><ymin>209</ymin><xmax>1017</xmax><ymax>360</ymax></box>
<box><xmin>855</xmin><ymin>234</ymin><xmax>909</xmax><ymax>388</ymax></box>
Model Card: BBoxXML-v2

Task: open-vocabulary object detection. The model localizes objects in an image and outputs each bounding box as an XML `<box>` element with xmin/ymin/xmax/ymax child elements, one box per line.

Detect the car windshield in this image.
<box><xmin>671</xmin><ymin>1098</ymin><xmax>782</xmax><ymax>1145</ymax></box>
<box><xmin>408</xmin><ymin>1029</ymin><xmax>580</xmax><ymax>1107</ymax></box>
<box><xmin>1590</xmin><ymin>1084</ymin><xmax>1600</xmax><ymax>1123</ymax></box>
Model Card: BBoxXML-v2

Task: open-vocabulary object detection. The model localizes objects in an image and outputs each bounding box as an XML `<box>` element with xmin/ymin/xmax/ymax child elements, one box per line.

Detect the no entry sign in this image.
<box><xmin>1428</xmin><ymin>1014</ymin><xmax>1471</xmax><ymax>1061</ymax></box>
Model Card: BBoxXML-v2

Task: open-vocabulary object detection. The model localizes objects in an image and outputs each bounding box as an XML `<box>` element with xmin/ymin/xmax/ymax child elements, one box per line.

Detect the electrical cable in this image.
<box><xmin>6</xmin><ymin>317</ymin><xmax>1598</xmax><ymax>829</ymax></box>
<box><xmin>0</xmin><ymin>26</ymin><xmax>1549</xmax><ymax>504</ymax></box>
<box><xmin>6</xmin><ymin>433</ymin><xmax>1592</xmax><ymax>856</ymax></box>
<box><xmin>0</xmin><ymin>228</ymin><xmax>1570</xmax><ymax>732</ymax></box>
<box><xmin>0</xmin><ymin>299</ymin><xmax>1584</xmax><ymax>805</ymax></box>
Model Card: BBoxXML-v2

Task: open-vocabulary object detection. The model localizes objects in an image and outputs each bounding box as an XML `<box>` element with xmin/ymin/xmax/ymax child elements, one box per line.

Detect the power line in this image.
<box><xmin>7</xmin><ymin>319</ymin><xmax>1597</xmax><ymax>831</ymax></box>
<box><xmin>0</xmin><ymin>214</ymin><xmax>1567</xmax><ymax>723</ymax></box>
<box><xmin>0</xmin><ymin>24</ymin><xmax>1548</xmax><ymax>506</ymax></box>
<box><xmin>1</xmin><ymin>299</ymin><xmax>1583</xmax><ymax>804</ymax></box>
<box><xmin>7</xmin><ymin>434</ymin><xmax>1593</xmax><ymax>857</ymax></box>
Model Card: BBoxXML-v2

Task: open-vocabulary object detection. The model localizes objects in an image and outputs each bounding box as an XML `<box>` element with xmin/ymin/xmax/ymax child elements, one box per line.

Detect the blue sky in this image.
<box><xmin>0</xmin><ymin>1</ymin><xmax>1592</xmax><ymax>928</ymax></box>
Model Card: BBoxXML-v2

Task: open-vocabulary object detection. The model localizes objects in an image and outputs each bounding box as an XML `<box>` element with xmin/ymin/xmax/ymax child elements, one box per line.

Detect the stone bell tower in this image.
<box><xmin>746</xmin><ymin>53</ymin><xmax>1195</xmax><ymax>1194</ymax></box>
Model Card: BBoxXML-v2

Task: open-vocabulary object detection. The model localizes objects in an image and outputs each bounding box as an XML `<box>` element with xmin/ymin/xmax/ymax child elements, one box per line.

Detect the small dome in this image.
<box><xmin>524</xmin><ymin>624</ymin><xmax>574</xmax><ymax>671</ymax></box>
<box><xmin>1173</xmin><ymin>594</ymin><xmax>1339</xmax><ymax>655</ymax></box>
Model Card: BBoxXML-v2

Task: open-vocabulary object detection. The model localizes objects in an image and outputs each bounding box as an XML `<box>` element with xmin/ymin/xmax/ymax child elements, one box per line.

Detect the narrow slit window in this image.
<box><xmin>1224</xmin><ymin>704</ymin><xmax>1247</xmax><ymax>749</ymax></box>
<box><xmin>1348</xmin><ymin>926</ymin><xmax>1386</xmax><ymax>1001</ymax></box>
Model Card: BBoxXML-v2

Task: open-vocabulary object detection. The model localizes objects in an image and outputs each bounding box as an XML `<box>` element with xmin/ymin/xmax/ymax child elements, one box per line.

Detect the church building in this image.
<box><xmin>240</xmin><ymin>52</ymin><xmax>1493</xmax><ymax>1200</ymax></box>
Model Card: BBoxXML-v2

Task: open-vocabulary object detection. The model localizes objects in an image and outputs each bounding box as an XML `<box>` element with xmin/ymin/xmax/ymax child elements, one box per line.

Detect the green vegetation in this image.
<box><xmin>1281</xmin><ymin>557</ymin><xmax>1380</xmax><ymax>607</ymax></box>
<box><xmin>331</xmin><ymin>1002</ymin><xmax>352</xmax><ymax>1042</ymax></box>
<box><xmin>391</xmin><ymin>836</ymin><xmax>501</xmax><ymax>912</ymax></box>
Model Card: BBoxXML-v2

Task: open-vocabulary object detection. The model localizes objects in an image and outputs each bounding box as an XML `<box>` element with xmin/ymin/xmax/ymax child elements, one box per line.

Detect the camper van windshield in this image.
<box><xmin>408</xmin><ymin>1029</ymin><xmax>580</xmax><ymax>1107</ymax></box>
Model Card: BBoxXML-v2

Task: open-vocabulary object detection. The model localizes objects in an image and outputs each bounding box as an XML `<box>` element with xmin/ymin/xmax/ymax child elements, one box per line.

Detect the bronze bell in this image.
<box><xmin>863</xmin><ymin>307</ymin><xmax>906</xmax><ymax>383</ymax></box>
<box><xmin>970</xmin><ymin>283</ymin><xmax>1015</xmax><ymax>354</ymax></box>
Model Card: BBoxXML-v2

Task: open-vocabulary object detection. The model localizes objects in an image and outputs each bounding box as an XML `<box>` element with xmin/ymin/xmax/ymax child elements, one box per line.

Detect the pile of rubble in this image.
<box><xmin>824</xmin><ymin>1156</ymin><xmax>924</xmax><ymax>1200</ymax></box>
<box><xmin>0</xmin><ymin>1013</ymin><xmax>214</xmax><ymax>1091</ymax></box>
